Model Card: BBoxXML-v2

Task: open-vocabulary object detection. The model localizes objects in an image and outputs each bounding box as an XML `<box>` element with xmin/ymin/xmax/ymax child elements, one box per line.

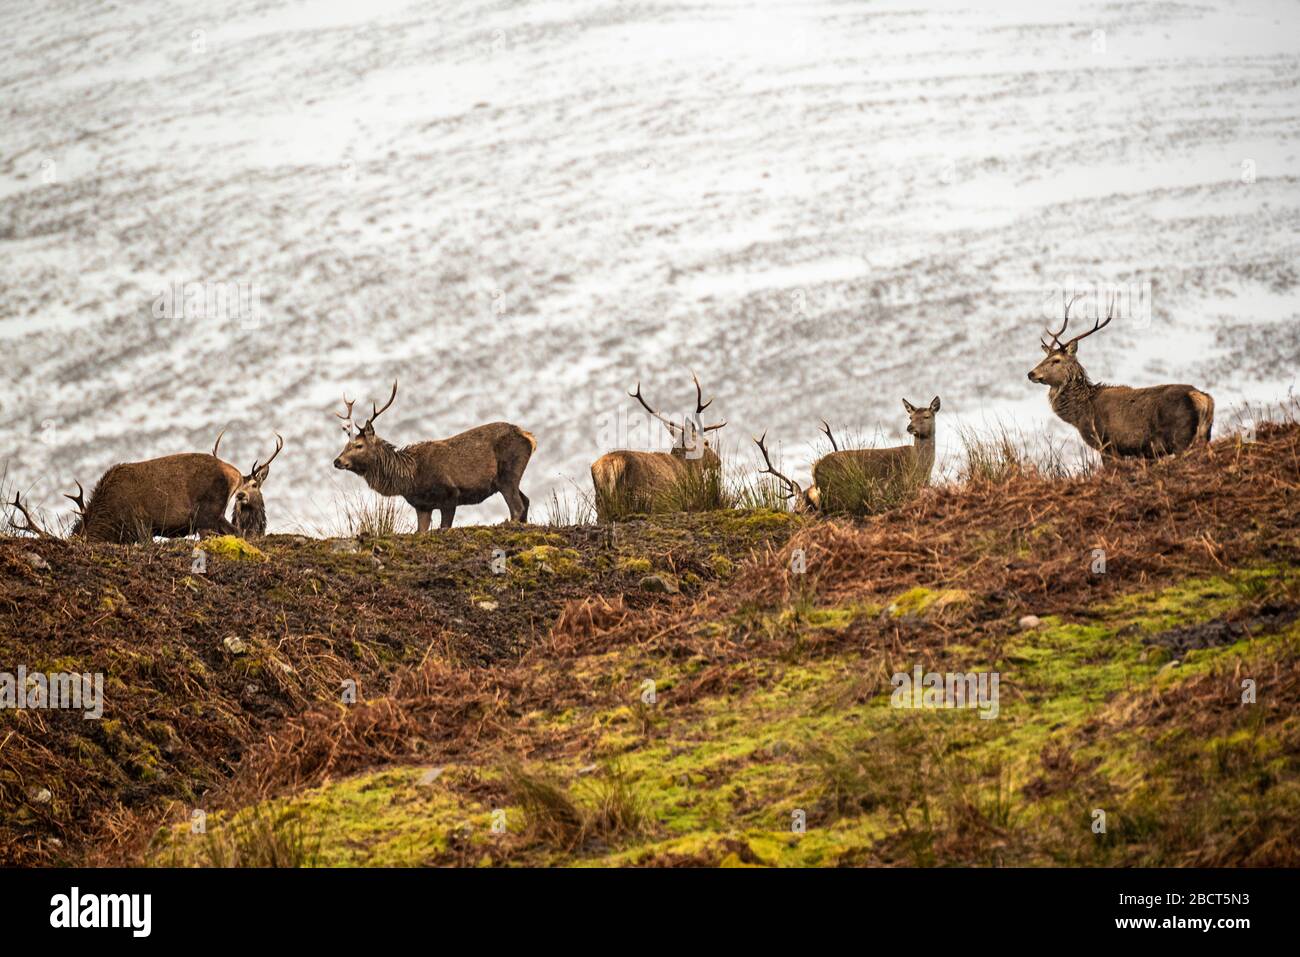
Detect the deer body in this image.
<box><xmin>812</xmin><ymin>398</ymin><xmax>941</xmax><ymax>507</ymax></box>
<box><xmin>590</xmin><ymin>374</ymin><xmax>727</xmax><ymax>523</ymax></box>
<box><xmin>334</xmin><ymin>383</ymin><xmax>534</xmax><ymax>531</ymax></box>
<box><xmin>73</xmin><ymin>433</ymin><xmax>282</xmax><ymax>543</ymax></box>
<box><xmin>1046</xmin><ymin>378</ymin><xmax>1213</xmax><ymax>459</ymax></box>
<box><xmin>1029</xmin><ymin>297</ymin><xmax>1213</xmax><ymax>460</ymax></box>
<box><xmin>813</xmin><ymin>431</ymin><xmax>936</xmax><ymax>491</ymax></box>
<box><xmin>76</xmin><ymin>454</ymin><xmax>243</xmax><ymax>542</ymax></box>
<box><xmin>591</xmin><ymin>443</ymin><xmax>720</xmax><ymax>522</ymax></box>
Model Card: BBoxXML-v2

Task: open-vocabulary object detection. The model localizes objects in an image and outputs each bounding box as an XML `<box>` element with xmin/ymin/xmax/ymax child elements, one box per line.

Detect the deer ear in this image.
<box><xmin>902</xmin><ymin>398</ymin><xmax>917</xmax><ymax>414</ymax></box>
<box><xmin>1065</xmin><ymin>340</ymin><xmax>1078</xmax><ymax>356</ymax></box>
<box><xmin>929</xmin><ymin>396</ymin><xmax>941</xmax><ymax>412</ymax></box>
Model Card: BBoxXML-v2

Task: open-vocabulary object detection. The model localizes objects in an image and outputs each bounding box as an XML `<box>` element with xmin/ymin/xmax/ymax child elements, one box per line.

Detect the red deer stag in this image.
<box><xmin>1028</xmin><ymin>296</ymin><xmax>1213</xmax><ymax>459</ymax></box>
<box><xmin>590</xmin><ymin>374</ymin><xmax>727</xmax><ymax>522</ymax></box>
<box><xmin>70</xmin><ymin>432</ymin><xmax>282</xmax><ymax>542</ymax></box>
<box><xmin>332</xmin><ymin>381</ymin><xmax>535</xmax><ymax>531</ymax></box>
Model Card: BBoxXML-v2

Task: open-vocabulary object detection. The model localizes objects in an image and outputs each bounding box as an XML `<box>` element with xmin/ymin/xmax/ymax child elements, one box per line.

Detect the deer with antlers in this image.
<box><xmin>43</xmin><ymin>433</ymin><xmax>283</xmax><ymax>542</ymax></box>
<box><xmin>1028</xmin><ymin>295</ymin><xmax>1214</xmax><ymax>459</ymax></box>
<box><xmin>333</xmin><ymin>380</ymin><xmax>536</xmax><ymax>530</ymax></box>
<box><xmin>590</xmin><ymin>373</ymin><xmax>727</xmax><ymax>522</ymax></box>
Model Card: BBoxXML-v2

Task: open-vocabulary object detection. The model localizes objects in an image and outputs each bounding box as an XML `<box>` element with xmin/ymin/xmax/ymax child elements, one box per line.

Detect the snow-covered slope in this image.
<box><xmin>1</xmin><ymin>0</ymin><xmax>1297</xmax><ymax>531</ymax></box>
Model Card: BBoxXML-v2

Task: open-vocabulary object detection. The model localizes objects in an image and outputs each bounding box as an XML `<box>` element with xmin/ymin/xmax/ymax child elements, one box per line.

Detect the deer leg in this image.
<box><xmin>439</xmin><ymin>506</ymin><xmax>456</xmax><ymax>529</ymax></box>
<box><xmin>500</xmin><ymin>486</ymin><xmax>527</xmax><ymax>523</ymax></box>
<box><xmin>415</xmin><ymin>509</ymin><xmax>432</xmax><ymax>534</ymax></box>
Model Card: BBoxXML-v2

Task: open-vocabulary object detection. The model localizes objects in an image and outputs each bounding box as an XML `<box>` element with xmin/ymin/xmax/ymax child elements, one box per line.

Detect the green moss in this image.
<box><xmin>199</xmin><ymin>536</ymin><xmax>267</xmax><ymax>562</ymax></box>
<box><xmin>512</xmin><ymin>545</ymin><xmax>584</xmax><ymax>580</ymax></box>
<box><xmin>617</xmin><ymin>557</ymin><xmax>653</xmax><ymax>574</ymax></box>
<box><xmin>888</xmin><ymin>587</ymin><xmax>972</xmax><ymax>618</ymax></box>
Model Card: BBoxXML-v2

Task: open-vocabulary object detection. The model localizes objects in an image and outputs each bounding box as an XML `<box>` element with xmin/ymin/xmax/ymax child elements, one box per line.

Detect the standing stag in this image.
<box><xmin>332</xmin><ymin>381</ymin><xmax>536</xmax><ymax>530</ymax></box>
<box><xmin>590</xmin><ymin>374</ymin><xmax>727</xmax><ymax>522</ymax></box>
<box><xmin>1028</xmin><ymin>296</ymin><xmax>1214</xmax><ymax>459</ymax></box>
<box><xmin>66</xmin><ymin>432</ymin><xmax>282</xmax><ymax>542</ymax></box>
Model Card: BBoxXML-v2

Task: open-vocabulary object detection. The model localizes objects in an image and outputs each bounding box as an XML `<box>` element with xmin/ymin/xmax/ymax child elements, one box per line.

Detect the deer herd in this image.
<box><xmin>9</xmin><ymin>302</ymin><xmax>1214</xmax><ymax>542</ymax></box>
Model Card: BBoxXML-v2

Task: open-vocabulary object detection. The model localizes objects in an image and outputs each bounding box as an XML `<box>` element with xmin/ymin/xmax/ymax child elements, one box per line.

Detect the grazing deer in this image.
<box><xmin>72</xmin><ymin>433</ymin><xmax>282</xmax><ymax>542</ymax></box>
<box><xmin>812</xmin><ymin>398</ymin><xmax>942</xmax><ymax>506</ymax></box>
<box><xmin>230</xmin><ymin>435</ymin><xmax>282</xmax><ymax>537</ymax></box>
<box><xmin>1028</xmin><ymin>296</ymin><xmax>1214</xmax><ymax>459</ymax></box>
<box><xmin>590</xmin><ymin>374</ymin><xmax>727</xmax><ymax>522</ymax></box>
<box><xmin>332</xmin><ymin>381</ymin><xmax>536</xmax><ymax>531</ymax></box>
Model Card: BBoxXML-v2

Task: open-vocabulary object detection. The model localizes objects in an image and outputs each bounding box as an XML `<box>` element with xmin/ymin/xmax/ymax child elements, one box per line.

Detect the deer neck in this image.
<box><xmin>364</xmin><ymin>442</ymin><xmax>419</xmax><ymax>496</ymax></box>
<box><xmin>911</xmin><ymin>431</ymin><xmax>936</xmax><ymax>477</ymax></box>
<box><xmin>1049</xmin><ymin>371</ymin><xmax>1101</xmax><ymax>431</ymax></box>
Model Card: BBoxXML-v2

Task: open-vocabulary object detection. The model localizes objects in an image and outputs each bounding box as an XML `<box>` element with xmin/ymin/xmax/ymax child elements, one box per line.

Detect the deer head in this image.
<box><xmin>333</xmin><ymin>381</ymin><xmax>397</xmax><ymax>475</ymax></box>
<box><xmin>629</xmin><ymin>372</ymin><xmax>726</xmax><ymax>467</ymax></box>
<box><xmin>1029</xmin><ymin>293</ymin><xmax>1114</xmax><ymax>388</ymax></box>
<box><xmin>234</xmin><ymin>433</ymin><xmax>283</xmax><ymax>507</ymax></box>
<box><xmin>902</xmin><ymin>396</ymin><xmax>941</xmax><ymax>439</ymax></box>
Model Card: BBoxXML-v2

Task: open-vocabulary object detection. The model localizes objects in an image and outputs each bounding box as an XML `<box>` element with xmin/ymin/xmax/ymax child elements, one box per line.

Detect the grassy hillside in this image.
<box><xmin>2</xmin><ymin>424</ymin><xmax>1297</xmax><ymax>867</ymax></box>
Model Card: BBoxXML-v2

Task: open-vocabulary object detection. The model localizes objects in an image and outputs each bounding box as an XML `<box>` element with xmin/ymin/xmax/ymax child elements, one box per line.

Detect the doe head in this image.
<box><xmin>903</xmin><ymin>396</ymin><xmax>941</xmax><ymax>439</ymax></box>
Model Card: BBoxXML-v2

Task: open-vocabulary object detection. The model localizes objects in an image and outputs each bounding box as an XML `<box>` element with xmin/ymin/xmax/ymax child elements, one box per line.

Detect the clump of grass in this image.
<box><xmin>542</xmin><ymin>483</ymin><xmax>595</xmax><ymax>527</ymax></box>
<box><xmin>336</xmin><ymin>490</ymin><xmax>410</xmax><ymax>537</ymax></box>
<box><xmin>815</xmin><ymin>455</ymin><xmax>923</xmax><ymax>516</ymax></box>
<box><xmin>954</xmin><ymin>422</ymin><xmax>1093</xmax><ymax>484</ymax></box>
<box><xmin>502</xmin><ymin>762</ymin><xmax>650</xmax><ymax>851</ymax></box>
<box><xmin>196</xmin><ymin>805</ymin><xmax>321</xmax><ymax>868</ymax></box>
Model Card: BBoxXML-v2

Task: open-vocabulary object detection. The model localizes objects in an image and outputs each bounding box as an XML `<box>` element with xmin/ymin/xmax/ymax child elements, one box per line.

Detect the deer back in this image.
<box><xmin>81</xmin><ymin>453</ymin><xmax>241</xmax><ymax>541</ymax></box>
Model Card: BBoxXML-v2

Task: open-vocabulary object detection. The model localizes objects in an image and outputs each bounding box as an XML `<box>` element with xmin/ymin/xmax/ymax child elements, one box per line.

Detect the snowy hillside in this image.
<box><xmin>1</xmin><ymin>0</ymin><xmax>1297</xmax><ymax>530</ymax></box>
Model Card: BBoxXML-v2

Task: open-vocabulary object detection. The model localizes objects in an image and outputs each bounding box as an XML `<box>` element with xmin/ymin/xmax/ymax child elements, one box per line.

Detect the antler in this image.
<box><xmin>753</xmin><ymin>432</ymin><xmax>803</xmax><ymax>501</ymax></box>
<box><xmin>211</xmin><ymin>429</ymin><xmax>226</xmax><ymax>457</ymax></box>
<box><xmin>688</xmin><ymin>372</ymin><xmax>727</xmax><ymax>432</ymax></box>
<box><xmin>335</xmin><ymin>393</ymin><xmax>356</xmax><ymax>433</ymax></box>
<box><xmin>1041</xmin><ymin>293</ymin><xmax>1081</xmax><ymax>352</ymax></box>
<box><xmin>63</xmin><ymin>481</ymin><xmax>86</xmax><ymax>516</ymax></box>
<box><xmin>8</xmin><ymin>491</ymin><xmax>53</xmax><ymax>538</ymax></box>
<box><xmin>362</xmin><ymin>380</ymin><xmax>397</xmax><ymax>432</ymax></box>
<box><xmin>819</xmin><ymin>419</ymin><xmax>839</xmax><ymax>452</ymax></box>
<box><xmin>250</xmin><ymin>433</ymin><xmax>284</xmax><ymax>477</ymax></box>
<box><xmin>629</xmin><ymin>381</ymin><xmax>684</xmax><ymax>435</ymax></box>
<box><xmin>1043</xmin><ymin>292</ymin><xmax>1114</xmax><ymax>352</ymax></box>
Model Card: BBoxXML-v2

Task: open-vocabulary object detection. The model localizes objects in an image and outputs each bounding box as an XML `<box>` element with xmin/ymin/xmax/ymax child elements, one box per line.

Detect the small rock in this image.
<box><xmin>419</xmin><ymin>767</ymin><xmax>445</xmax><ymax>787</ymax></box>
<box><xmin>222</xmin><ymin>635</ymin><xmax>247</xmax><ymax>655</ymax></box>
<box><xmin>330</xmin><ymin>538</ymin><xmax>360</xmax><ymax>554</ymax></box>
<box><xmin>1018</xmin><ymin>615</ymin><xmax>1042</xmax><ymax>630</ymax></box>
<box><xmin>476</xmin><ymin>599</ymin><xmax>499</xmax><ymax>611</ymax></box>
<box><xmin>31</xmin><ymin>787</ymin><xmax>52</xmax><ymax>805</ymax></box>
<box><xmin>640</xmin><ymin>573</ymin><xmax>679</xmax><ymax>595</ymax></box>
<box><xmin>22</xmin><ymin>551</ymin><xmax>50</xmax><ymax>571</ymax></box>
